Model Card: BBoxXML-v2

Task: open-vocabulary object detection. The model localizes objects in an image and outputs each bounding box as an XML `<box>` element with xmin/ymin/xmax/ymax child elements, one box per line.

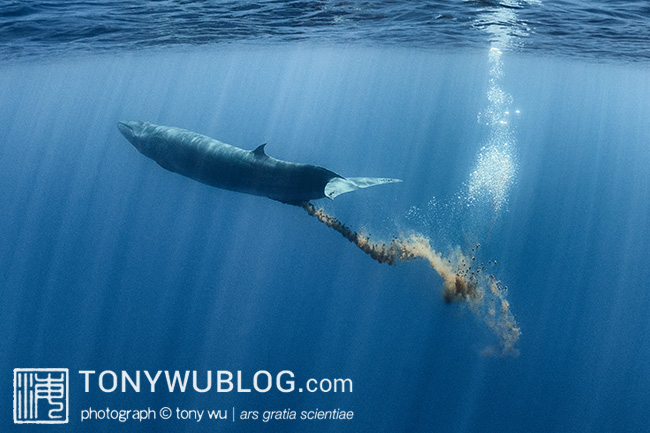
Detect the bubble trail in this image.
<box><xmin>300</xmin><ymin>201</ymin><xmax>520</xmax><ymax>355</ymax></box>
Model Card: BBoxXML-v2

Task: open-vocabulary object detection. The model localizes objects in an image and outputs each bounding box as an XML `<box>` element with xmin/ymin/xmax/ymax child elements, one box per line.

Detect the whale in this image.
<box><xmin>117</xmin><ymin>121</ymin><xmax>401</xmax><ymax>205</ymax></box>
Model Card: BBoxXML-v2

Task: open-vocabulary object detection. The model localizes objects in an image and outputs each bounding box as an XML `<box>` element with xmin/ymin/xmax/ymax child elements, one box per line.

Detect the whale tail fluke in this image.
<box><xmin>324</xmin><ymin>177</ymin><xmax>402</xmax><ymax>200</ymax></box>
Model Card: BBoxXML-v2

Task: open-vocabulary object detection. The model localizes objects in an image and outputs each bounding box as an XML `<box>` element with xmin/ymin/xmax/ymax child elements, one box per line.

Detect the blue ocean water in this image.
<box><xmin>1</xmin><ymin>2</ymin><xmax>650</xmax><ymax>433</ymax></box>
<box><xmin>2</xmin><ymin>0</ymin><xmax>650</xmax><ymax>62</ymax></box>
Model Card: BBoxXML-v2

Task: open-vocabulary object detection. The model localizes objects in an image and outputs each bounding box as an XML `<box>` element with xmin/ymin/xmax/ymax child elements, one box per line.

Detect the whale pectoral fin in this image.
<box><xmin>252</xmin><ymin>143</ymin><xmax>267</xmax><ymax>156</ymax></box>
<box><xmin>324</xmin><ymin>177</ymin><xmax>402</xmax><ymax>199</ymax></box>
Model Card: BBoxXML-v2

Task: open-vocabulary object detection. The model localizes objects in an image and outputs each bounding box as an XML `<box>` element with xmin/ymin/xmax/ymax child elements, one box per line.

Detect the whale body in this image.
<box><xmin>118</xmin><ymin>121</ymin><xmax>401</xmax><ymax>205</ymax></box>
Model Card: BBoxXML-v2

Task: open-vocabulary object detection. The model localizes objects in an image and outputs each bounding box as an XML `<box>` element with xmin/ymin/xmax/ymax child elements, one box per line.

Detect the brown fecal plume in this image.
<box><xmin>301</xmin><ymin>202</ymin><xmax>520</xmax><ymax>355</ymax></box>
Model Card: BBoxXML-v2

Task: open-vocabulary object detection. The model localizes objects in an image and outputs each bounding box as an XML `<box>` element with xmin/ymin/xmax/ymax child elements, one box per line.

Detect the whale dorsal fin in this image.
<box><xmin>252</xmin><ymin>143</ymin><xmax>267</xmax><ymax>156</ymax></box>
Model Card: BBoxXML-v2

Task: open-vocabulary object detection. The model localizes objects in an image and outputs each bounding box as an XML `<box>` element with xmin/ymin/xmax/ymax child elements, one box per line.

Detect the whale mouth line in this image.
<box><xmin>117</xmin><ymin>121</ymin><xmax>133</xmax><ymax>133</ymax></box>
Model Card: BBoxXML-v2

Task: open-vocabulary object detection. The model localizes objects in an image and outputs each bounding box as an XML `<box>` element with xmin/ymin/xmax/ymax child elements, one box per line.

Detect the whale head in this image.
<box><xmin>118</xmin><ymin>120</ymin><xmax>157</xmax><ymax>157</ymax></box>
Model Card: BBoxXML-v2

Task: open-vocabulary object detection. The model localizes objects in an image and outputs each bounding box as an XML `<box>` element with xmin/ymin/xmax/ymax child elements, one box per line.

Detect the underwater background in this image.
<box><xmin>1</xmin><ymin>1</ymin><xmax>650</xmax><ymax>432</ymax></box>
